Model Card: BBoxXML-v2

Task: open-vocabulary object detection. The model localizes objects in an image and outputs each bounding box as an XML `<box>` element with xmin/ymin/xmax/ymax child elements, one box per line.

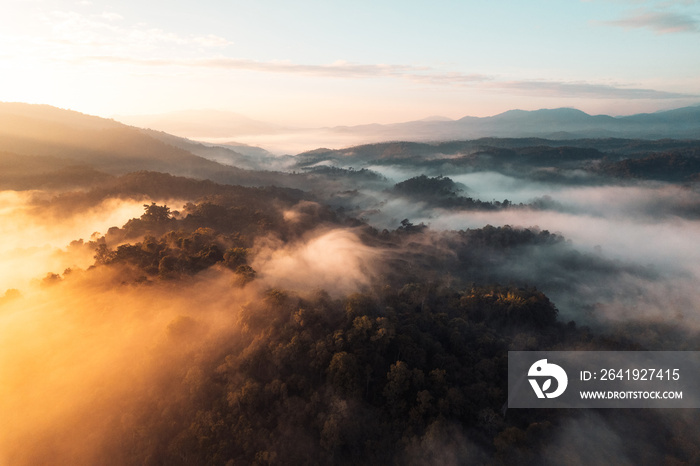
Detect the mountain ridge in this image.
<box><xmin>0</xmin><ymin>102</ymin><xmax>301</xmax><ymax>190</ymax></box>
<box><xmin>105</xmin><ymin>104</ymin><xmax>700</xmax><ymax>147</ymax></box>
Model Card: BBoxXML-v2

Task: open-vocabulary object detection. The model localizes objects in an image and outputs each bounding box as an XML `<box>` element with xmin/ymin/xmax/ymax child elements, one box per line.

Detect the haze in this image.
<box><xmin>2</xmin><ymin>0</ymin><xmax>699</xmax><ymax>128</ymax></box>
<box><xmin>3</xmin><ymin>0</ymin><xmax>700</xmax><ymax>463</ymax></box>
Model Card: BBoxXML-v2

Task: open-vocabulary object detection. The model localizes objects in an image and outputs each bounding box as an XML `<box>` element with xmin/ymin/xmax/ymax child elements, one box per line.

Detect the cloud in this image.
<box><xmin>603</xmin><ymin>9</ymin><xmax>699</xmax><ymax>33</ymax></box>
<box><xmin>251</xmin><ymin>228</ymin><xmax>382</xmax><ymax>296</ymax></box>
<box><xmin>0</xmin><ymin>191</ymin><xmax>145</xmax><ymax>292</ymax></box>
<box><xmin>35</xmin><ymin>9</ymin><xmax>232</xmax><ymax>56</ymax></box>
<box><xmin>193</xmin><ymin>34</ymin><xmax>233</xmax><ymax>48</ymax></box>
<box><xmin>100</xmin><ymin>12</ymin><xmax>123</xmax><ymax>22</ymax></box>
<box><xmin>497</xmin><ymin>79</ymin><xmax>696</xmax><ymax>99</ymax></box>
<box><xmin>658</xmin><ymin>0</ymin><xmax>700</xmax><ymax>6</ymax></box>
<box><xmin>0</xmin><ymin>261</ymin><xmax>252</xmax><ymax>465</ymax></box>
<box><xmin>542</xmin><ymin>414</ymin><xmax>633</xmax><ymax>465</ymax></box>
<box><xmin>73</xmin><ymin>54</ymin><xmax>695</xmax><ymax>101</ymax></box>
<box><xmin>16</xmin><ymin>7</ymin><xmax>695</xmax><ymax>104</ymax></box>
<box><xmin>196</xmin><ymin>58</ymin><xmax>493</xmax><ymax>84</ymax></box>
<box><xmin>200</xmin><ymin>58</ymin><xmax>432</xmax><ymax>78</ymax></box>
<box><xmin>79</xmin><ymin>55</ymin><xmax>490</xmax><ymax>82</ymax></box>
<box><xmin>11</xmin><ymin>7</ymin><xmax>691</xmax><ymax>104</ymax></box>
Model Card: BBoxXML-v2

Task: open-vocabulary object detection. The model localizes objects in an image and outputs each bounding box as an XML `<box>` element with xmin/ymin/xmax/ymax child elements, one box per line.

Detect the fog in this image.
<box><xmin>0</xmin><ymin>191</ymin><xmax>145</xmax><ymax>291</ymax></box>
<box><xmin>252</xmin><ymin>228</ymin><xmax>382</xmax><ymax>296</ymax></box>
<box><xmin>541</xmin><ymin>414</ymin><xmax>633</xmax><ymax>465</ymax></box>
<box><xmin>0</xmin><ymin>265</ymin><xmax>253</xmax><ymax>465</ymax></box>
<box><xmin>333</xmin><ymin>173</ymin><xmax>700</xmax><ymax>271</ymax></box>
<box><xmin>423</xmin><ymin>207</ymin><xmax>698</xmax><ymax>266</ymax></box>
<box><xmin>3</xmin><ymin>165</ymin><xmax>700</xmax><ymax>462</ymax></box>
<box><xmin>202</xmin><ymin>128</ymin><xmax>381</xmax><ymax>156</ymax></box>
<box><xmin>0</xmin><ymin>192</ymin><xmax>390</xmax><ymax>465</ymax></box>
<box><xmin>5</xmin><ymin>101</ymin><xmax>700</xmax><ymax>462</ymax></box>
<box><xmin>451</xmin><ymin>172</ymin><xmax>555</xmax><ymax>203</ymax></box>
<box><xmin>411</xmin><ymin>191</ymin><xmax>700</xmax><ymax>326</ymax></box>
<box><xmin>308</xmin><ymin>173</ymin><xmax>700</xmax><ymax>329</ymax></box>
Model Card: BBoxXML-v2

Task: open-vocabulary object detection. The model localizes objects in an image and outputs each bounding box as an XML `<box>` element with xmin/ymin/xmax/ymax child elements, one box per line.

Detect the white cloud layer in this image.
<box><xmin>605</xmin><ymin>9</ymin><xmax>699</xmax><ymax>33</ymax></box>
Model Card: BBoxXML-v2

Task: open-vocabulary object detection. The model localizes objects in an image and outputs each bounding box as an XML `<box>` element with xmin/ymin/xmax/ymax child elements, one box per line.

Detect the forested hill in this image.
<box><xmin>0</xmin><ymin>102</ymin><xmax>296</xmax><ymax>188</ymax></box>
<box><xmin>4</xmin><ymin>103</ymin><xmax>700</xmax><ymax>191</ymax></box>
<box><xmin>295</xmin><ymin>138</ymin><xmax>700</xmax><ymax>183</ymax></box>
<box><xmin>313</xmin><ymin>105</ymin><xmax>700</xmax><ymax>142</ymax></box>
<box><xmin>18</xmin><ymin>193</ymin><xmax>694</xmax><ymax>465</ymax></box>
<box><xmin>3</xmin><ymin>103</ymin><xmax>700</xmax><ymax>464</ymax></box>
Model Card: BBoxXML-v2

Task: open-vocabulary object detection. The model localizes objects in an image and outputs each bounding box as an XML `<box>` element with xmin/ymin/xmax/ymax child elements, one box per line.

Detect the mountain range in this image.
<box><xmin>0</xmin><ymin>102</ymin><xmax>295</xmax><ymax>190</ymax></box>
<box><xmin>324</xmin><ymin>106</ymin><xmax>700</xmax><ymax>142</ymax></box>
<box><xmin>116</xmin><ymin>105</ymin><xmax>700</xmax><ymax>153</ymax></box>
<box><xmin>2</xmin><ymin>102</ymin><xmax>699</xmax><ymax>184</ymax></box>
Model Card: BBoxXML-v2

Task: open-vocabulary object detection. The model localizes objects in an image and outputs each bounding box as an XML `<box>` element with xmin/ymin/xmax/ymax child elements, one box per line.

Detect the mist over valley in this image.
<box><xmin>2</xmin><ymin>102</ymin><xmax>700</xmax><ymax>464</ymax></box>
<box><xmin>119</xmin><ymin>105</ymin><xmax>700</xmax><ymax>155</ymax></box>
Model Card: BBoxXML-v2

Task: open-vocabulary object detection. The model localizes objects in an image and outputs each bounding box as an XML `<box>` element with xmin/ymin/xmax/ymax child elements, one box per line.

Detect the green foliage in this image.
<box><xmin>397</xmin><ymin>218</ymin><xmax>428</xmax><ymax>234</ymax></box>
<box><xmin>393</xmin><ymin>175</ymin><xmax>462</xmax><ymax>198</ymax></box>
<box><xmin>599</xmin><ymin>150</ymin><xmax>700</xmax><ymax>182</ymax></box>
<box><xmin>95</xmin><ymin>225</ymin><xmax>249</xmax><ymax>280</ymax></box>
<box><xmin>78</xmin><ymin>188</ymin><xmax>698</xmax><ymax>465</ymax></box>
<box><xmin>392</xmin><ymin>175</ymin><xmax>510</xmax><ymax>210</ymax></box>
<box><xmin>459</xmin><ymin>286</ymin><xmax>558</xmax><ymax>328</ymax></box>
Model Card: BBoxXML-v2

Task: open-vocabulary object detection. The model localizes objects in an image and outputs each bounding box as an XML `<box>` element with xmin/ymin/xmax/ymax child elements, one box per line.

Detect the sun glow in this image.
<box><xmin>0</xmin><ymin>192</ymin><xmax>145</xmax><ymax>291</ymax></box>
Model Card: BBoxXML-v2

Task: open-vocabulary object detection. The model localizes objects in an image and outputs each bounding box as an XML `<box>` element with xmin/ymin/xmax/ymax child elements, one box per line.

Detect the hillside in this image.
<box><xmin>0</xmin><ymin>103</ymin><xmax>302</xmax><ymax>189</ymax></box>
<box><xmin>3</xmin><ymin>102</ymin><xmax>700</xmax><ymax>465</ymax></box>
<box><xmin>109</xmin><ymin>106</ymin><xmax>700</xmax><ymax>153</ymax></box>
<box><xmin>295</xmin><ymin>138</ymin><xmax>700</xmax><ymax>184</ymax></box>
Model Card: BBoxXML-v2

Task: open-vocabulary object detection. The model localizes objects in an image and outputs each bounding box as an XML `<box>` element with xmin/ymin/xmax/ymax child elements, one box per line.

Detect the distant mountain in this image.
<box><xmin>138</xmin><ymin>128</ymin><xmax>289</xmax><ymax>171</ymax></box>
<box><xmin>293</xmin><ymin>137</ymin><xmax>700</xmax><ymax>184</ymax></box>
<box><xmin>418</xmin><ymin>115</ymin><xmax>454</xmax><ymax>122</ymax></box>
<box><xmin>109</xmin><ymin>105</ymin><xmax>700</xmax><ymax>154</ymax></box>
<box><xmin>0</xmin><ymin>102</ymin><xmax>299</xmax><ymax>190</ymax></box>
<box><xmin>321</xmin><ymin>106</ymin><xmax>700</xmax><ymax>142</ymax></box>
<box><xmin>3</xmin><ymin>102</ymin><xmax>699</xmax><ymax>189</ymax></box>
<box><xmin>216</xmin><ymin>141</ymin><xmax>275</xmax><ymax>159</ymax></box>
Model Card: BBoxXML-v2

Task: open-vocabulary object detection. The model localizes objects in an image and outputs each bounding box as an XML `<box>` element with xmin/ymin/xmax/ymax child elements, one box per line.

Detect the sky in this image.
<box><xmin>1</xmin><ymin>0</ymin><xmax>699</xmax><ymax>126</ymax></box>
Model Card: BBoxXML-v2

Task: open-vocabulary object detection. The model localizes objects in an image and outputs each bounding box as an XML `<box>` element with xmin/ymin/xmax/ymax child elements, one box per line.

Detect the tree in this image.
<box><xmin>141</xmin><ymin>202</ymin><xmax>171</xmax><ymax>223</ymax></box>
<box><xmin>328</xmin><ymin>352</ymin><xmax>361</xmax><ymax>396</ymax></box>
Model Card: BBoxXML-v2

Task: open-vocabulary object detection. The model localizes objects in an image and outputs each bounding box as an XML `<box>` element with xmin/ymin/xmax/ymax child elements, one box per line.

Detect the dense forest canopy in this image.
<box><xmin>2</xmin><ymin>104</ymin><xmax>700</xmax><ymax>464</ymax></box>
